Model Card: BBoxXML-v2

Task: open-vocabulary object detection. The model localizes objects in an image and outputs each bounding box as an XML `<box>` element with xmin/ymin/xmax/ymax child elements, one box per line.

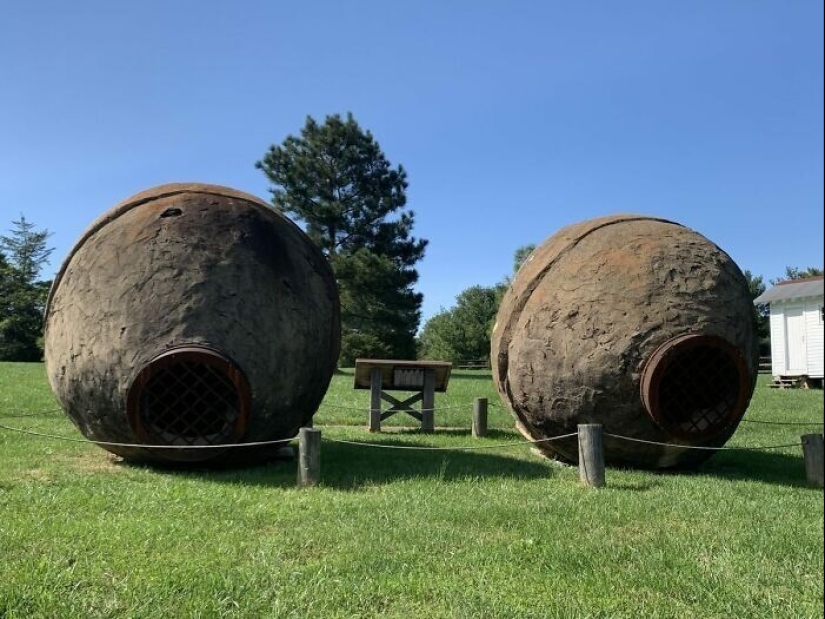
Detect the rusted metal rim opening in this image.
<box><xmin>641</xmin><ymin>334</ymin><xmax>750</xmax><ymax>440</ymax></box>
<box><xmin>127</xmin><ymin>346</ymin><xmax>251</xmax><ymax>458</ymax></box>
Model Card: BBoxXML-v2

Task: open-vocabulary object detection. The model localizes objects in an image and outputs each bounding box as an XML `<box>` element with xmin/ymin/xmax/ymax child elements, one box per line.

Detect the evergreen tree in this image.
<box><xmin>1</xmin><ymin>216</ymin><xmax>53</xmax><ymax>284</ymax></box>
<box><xmin>512</xmin><ymin>244</ymin><xmax>536</xmax><ymax>274</ymax></box>
<box><xmin>0</xmin><ymin>216</ymin><xmax>54</xmax><ymax>361</ymax></box>
<box><xmin>257</xmin><ymin>113</ymin><xmax>427</xmax><ymax>364</ymax></box>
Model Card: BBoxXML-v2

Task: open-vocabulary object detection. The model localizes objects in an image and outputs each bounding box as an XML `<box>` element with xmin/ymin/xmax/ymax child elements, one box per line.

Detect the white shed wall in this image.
<box><xmin>769</xmin><ymin>305</ymin><xmax>786</xmax><ymax>376</ymax></box>
<box><xmin>784</xmin><ymin>303</ymin><xmax>808</xmax><ymax>373</ymax></box>
<box><xmin>768</xmin><ymin>297</ymin><xmax>825</xmax><ymax>378</ymax></box>
<box><xmin>804</xmin><ymin>300</ymin><xmax>824</xmax><ymax>378</ymax></box>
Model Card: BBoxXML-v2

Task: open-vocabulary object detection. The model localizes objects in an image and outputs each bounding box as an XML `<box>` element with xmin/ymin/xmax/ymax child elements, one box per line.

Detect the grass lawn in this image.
<box><xmin>1</xmin><ymin>363</ymin><xmax>823</xmax><ymax>618</ymax></box>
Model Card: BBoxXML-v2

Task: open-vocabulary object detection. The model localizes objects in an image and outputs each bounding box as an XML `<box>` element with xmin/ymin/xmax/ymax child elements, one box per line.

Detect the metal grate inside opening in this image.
<box><xmin>140</xmin><ymin>362</ymin><xmax>239</xmax><ymax>445</ymax></box>
<box><xmin>641</xmin><ymin>334</ymin><xmax>750</xmax><ymax>439</ymax></box>
<box><xmin>128</xmin><ymin>347</ymin><xmax>251</xmax><ymax>450</ymax></box>
<box><xmin>657</xmin><ymin>346</ymin><xmax>740</xmax><ymax>436</ymax></box>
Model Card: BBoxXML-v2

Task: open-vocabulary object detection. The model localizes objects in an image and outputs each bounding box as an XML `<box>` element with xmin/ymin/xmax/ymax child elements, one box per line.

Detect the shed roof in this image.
<box><xmin>753</xmin><ymin>276</ymin><xmax>824</xmax><ymax>305</ymax></box>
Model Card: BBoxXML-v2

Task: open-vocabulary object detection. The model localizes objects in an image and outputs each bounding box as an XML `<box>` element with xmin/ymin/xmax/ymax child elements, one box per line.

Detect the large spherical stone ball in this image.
<box><xmin>44</xmin><ymin>183</ymin><xmax>340</xmax><ymax>464</ymax></box>
<box><xmin>491</xmin><ymin>215</ymin><xmax>758</xmax><ymax>468</ymax></box>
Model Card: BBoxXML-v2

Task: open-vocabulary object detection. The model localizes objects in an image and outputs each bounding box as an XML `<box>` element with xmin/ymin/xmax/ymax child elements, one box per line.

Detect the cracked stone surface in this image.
<box><xmin>44</xmin><ymin>183</ymin><xmax>340</xmax><ymax>464</ymax></box>
<box><xmin>491</xmin><ymin>215</ymin><xmax>758</xmax><ymax>468</ymax></box>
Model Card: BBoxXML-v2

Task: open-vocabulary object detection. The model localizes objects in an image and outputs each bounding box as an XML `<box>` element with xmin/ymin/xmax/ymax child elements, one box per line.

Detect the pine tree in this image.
<box><xmin>257</xmin><ymin>113</ymin><xmax>427</xmax><ymax>364</ymax></box>
<box><xmin>0</xmin><ymin>216</ymin><xmax>54</xmax><ymax>361</ymax></box>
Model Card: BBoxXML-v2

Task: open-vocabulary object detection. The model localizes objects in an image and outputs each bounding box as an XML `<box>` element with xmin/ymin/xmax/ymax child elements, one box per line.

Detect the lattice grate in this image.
<box><xmin>657</xmin><ymin>346</ymin><xmax>740</xmax><ymax>437</ymax></box>
<box><xmin>139</xmin><ymin>360</ymin><xmax>240</xmax><ymax>446</ymax></box>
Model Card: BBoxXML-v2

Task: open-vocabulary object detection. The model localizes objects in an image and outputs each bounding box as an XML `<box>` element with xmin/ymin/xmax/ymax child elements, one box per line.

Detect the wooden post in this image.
<box><xmin>472</xmin><ymin>397</ymin><xmax>488</xmax><ymax>438</ymax></box>
<box><xmin>802</xmin><ymin>434</ymin><xmax>824</xmax><ymax>489</ymax></box>
<box><xmin>421</xmin><ymin>369</ymin><xmax>435</xmax><ymax>433</ymax></box>
<box><xmin>369</xmin><ymin>367</ymin><xmax>382</xmax><ymax>432</ymax></box>
<box><xmin>297</xmin><ymin>427</ymin><xmax>321</xmax><ymax>487</ymax></box>
<box><xmin>578</xmin><ymin>424</ymin><xmax>605</xmax><ymax>488</ymax></box>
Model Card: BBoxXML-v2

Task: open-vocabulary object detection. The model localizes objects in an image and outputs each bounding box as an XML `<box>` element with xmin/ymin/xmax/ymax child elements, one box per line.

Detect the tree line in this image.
<box><xmin>1</xmin><ymin>112</ymin><xmax>822</xmax><ymax>363</ymax></box>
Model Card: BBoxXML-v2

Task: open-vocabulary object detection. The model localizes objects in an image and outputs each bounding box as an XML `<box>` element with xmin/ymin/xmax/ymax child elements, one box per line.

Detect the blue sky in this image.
<box><xmin>1</xmin><ymin>1</ymin><xmax>822</xmax><ymax>326</ymax></box>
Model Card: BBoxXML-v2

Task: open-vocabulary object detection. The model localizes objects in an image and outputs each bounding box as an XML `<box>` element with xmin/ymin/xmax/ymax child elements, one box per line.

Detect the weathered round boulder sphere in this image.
<box><xmin>491</xmin><ymin>215</ymin><xmax>758</xmax><ymax>468</ymax></box>
<box><xmin>45</xmin><ymin>183</ymin><xmax>340</xmax><ymax>464</ymax></box>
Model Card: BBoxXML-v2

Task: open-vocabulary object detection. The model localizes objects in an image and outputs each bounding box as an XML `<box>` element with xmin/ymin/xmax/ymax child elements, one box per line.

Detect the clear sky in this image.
<box><xmin>1</xmin><ymin>1</ymin><xmax>822</xmax><ymax>326</ymax></box>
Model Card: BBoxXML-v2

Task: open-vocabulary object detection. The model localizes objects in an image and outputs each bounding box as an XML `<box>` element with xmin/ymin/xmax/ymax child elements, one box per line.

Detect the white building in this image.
<box><xmin>754</xmin><ymin>276</ymin><xmax>824</xmax><ymax>381</ymax></box>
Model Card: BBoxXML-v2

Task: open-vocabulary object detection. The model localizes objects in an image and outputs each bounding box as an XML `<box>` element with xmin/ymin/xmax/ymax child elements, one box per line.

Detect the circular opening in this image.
<box><xmin>641</xmin><ymin>334</ymin><xmax>750</xmax><ymax>439</ymax></box>
<box><xmin>127</xmin><ymin>347</ymin><xmax>251</xmax><ymax>452</ymax></box>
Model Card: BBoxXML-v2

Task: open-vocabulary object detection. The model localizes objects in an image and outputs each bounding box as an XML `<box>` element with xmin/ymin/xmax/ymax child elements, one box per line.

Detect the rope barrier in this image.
<box><xmin>0</xmin><ymin>420</ymin><xmax>812</xmax><ymax>454</ymax></box>
<box><xmin>0</xmin><ymin>423</ymin><xmax>297</xmax><ymax>450</ymax></box>
<box><xmin>323</xmin><ymin>432</ymin><xmax>578</xmax><ymax>451</ymax></box>
<box><xmin>604</xmin><ymin>433</ymin><xmax>801</xmax><ymax>452</ymax></box>
<box><xmin>5</xmin><ymin>405</ymin><xmax>819</xmax><ymax>428</ymax></box>
<box><xmin>740</xmin><ymin>418</ymin><xmax>824</xmax><ymax>426</ymax></box>
<box><xmin>0</xmin><ymin>421</ymin><xmax>574</xmax><ymax>453</ymax></box>
<box><xmin>0</xmin><ymin>408</ymin><xmax>63</xmax><ymax>419</ymax></box>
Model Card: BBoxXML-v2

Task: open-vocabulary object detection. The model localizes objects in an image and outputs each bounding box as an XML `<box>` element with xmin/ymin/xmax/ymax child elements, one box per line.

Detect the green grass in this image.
<box><xmin>1</xmin><ymin>363</ymin><xmax>823</xmax><ymax>618</ymax></box>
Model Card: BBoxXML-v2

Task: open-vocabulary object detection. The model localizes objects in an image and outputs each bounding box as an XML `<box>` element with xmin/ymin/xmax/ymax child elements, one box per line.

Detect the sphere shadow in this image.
<box><xmin>111</xmin><ymin>433</ymin><xmax>814</xmax><ymax>491</ymax></box>
<box><xmin>665</xmin><ymin>449</ymin><xmax>812</xmax><ymax>488</ymax></box>
<box><xmin>119</xmin><ymin>435</ymin><xmax>557</xmax><ymax>491</ymax></box>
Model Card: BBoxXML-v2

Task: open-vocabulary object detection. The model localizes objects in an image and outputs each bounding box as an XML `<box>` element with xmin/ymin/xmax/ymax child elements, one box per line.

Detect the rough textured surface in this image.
<box><xmin>44</xmin><ymin>183</ymin><xmax>340</xmax><ymax>464</ymax></box>
<box><xmin>491</xmin><ymin>215</ymin><xmax>758</xmax><ymax>468</ymax></box>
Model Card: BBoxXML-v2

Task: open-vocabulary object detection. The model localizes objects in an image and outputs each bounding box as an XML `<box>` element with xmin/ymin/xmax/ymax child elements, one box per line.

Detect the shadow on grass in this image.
<box><xmin>318</xmin><ymin>439</ymin><xmax>554</xmax><ymax>490</ymax></box>
<box><xmin>114</xmin><ymin>437</ymin><xmax>814</xmax><ymax>491</ymax></box>
<box><xmin>670</xmin><ymin>449</ymin><xmax>811</xmax><ymax>488</ymax></box>
<box><xmin>125</xmin><ymin>436</ymin><xmax>555</xmax><ymax>491</ymax></box>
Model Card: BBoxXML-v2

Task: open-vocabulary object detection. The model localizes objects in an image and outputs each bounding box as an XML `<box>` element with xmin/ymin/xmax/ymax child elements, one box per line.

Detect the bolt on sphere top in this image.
<box><xmin>44</xmin><ymin>183</ymin><xmax>340</xmax><ymax>465</ymax></box>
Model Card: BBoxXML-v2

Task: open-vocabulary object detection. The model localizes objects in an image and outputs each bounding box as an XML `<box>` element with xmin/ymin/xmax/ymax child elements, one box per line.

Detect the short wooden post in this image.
<box><xmin>297</xmin><ymin>428</ymin><xmax>321</xmax><ymax>487</ymax></box>
<box><xmin>472</xmin><ymin>397</ymin><xmax>488</xmax><ymax>438</ymax></box>
<box><xmin>801</xmin><ymin>434</ymin><xmax>824</xmax><ymax>489</ymax></box>
<box><xmin>369</xmin><ymin>368</ymin><xmax>382</xmax><ymax>432</ymax></box>
<box><xmin>578</xmin><ymin>424</ymin><xmax>605</xmax><ymax>488</ymax></box>
<box><xmin>421</xmin><ymin>369</ymin><xmax>435</xmax><ymax>433</ymax></box>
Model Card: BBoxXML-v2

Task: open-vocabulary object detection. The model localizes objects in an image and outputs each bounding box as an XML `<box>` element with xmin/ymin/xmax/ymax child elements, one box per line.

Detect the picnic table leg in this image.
<box><xmin>421</xmin><ymin>369</ymin><xmax>435</xmax><ymax>433</ymax></box>
<box><xmin>369</xmin><ymin>368</ymin><xmax>382</xmax><ymax>432</ymax></box>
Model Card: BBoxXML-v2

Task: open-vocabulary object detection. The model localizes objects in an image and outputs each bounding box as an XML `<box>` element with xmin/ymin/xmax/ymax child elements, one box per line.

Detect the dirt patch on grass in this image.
<box><xmin>22</xmin><ymin>467</ymin><xmax>54</xmax><ymax>482</ymax></box>
<box><xmin>47</xmin><ymin>451</ymin><xmax>124</xmax><ymax>476</ymax></box>
<box><xmin>19</xmin><ymin>452</ymin><xmax>122</xmax><ymax>482</ymax></box>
